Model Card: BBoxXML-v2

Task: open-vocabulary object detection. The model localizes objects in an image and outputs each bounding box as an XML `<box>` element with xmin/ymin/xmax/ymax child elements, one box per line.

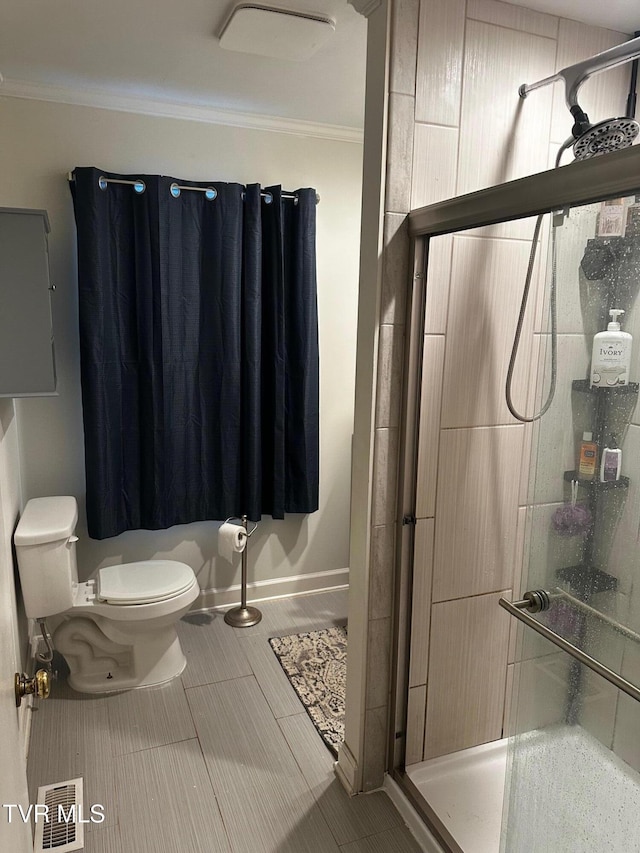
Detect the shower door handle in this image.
<box><xmin>499</xmin><ymin>592</ymin><xmax>640</xmax><ymax>705</ymax></box>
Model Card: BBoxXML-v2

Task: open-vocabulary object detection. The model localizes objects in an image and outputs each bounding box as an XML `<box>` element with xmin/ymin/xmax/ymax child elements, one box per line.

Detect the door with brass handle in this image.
<box><xmin>15</xmin><ymin>668</ymin><xmax>51</xmax><ymax>708</ymax></box>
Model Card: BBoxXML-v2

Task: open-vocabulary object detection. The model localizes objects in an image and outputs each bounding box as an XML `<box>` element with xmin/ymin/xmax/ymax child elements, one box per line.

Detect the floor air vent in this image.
<box><xmin>34</xmin><ymin>778</ymin><xmax>84</xmax><ymax>852</ymax></box>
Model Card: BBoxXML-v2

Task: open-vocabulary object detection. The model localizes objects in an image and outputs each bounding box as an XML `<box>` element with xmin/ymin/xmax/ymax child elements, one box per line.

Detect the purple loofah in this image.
<box><xmin>551</xmin><ymin>504</ymin><xmax>592</xmax><ymax>536</ymax></box>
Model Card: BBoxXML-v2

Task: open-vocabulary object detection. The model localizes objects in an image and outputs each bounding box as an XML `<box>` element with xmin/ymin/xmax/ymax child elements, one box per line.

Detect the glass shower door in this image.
<box><xmin>501</xmin><ymin>195</ymin><xmax>640</xmax><ymax>852</ymax></box>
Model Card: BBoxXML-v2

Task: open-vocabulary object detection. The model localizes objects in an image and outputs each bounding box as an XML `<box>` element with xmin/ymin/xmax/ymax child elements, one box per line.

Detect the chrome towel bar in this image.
<box><xmin>499</xmin><ymin>591</ymin><xmax>640</xmax><ymax>704</ymax></box>
<box><xmin>558</xmin><ymin>588</ymin><xmax>640</xmax><ymax>646</ymax></box>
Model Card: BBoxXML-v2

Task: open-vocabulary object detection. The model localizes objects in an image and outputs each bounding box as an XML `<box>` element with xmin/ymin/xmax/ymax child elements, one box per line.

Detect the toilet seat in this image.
<box><xmin>98</xmin><ymin>560</ymin><xmax>196</xmax><ymax>605</ymax></box>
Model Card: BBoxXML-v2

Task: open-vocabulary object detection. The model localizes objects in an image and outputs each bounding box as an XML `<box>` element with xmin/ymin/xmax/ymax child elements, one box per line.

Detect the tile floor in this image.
<box><xmin>27</xmin><ymin>589</ymin><xmax>422</xmax><ymax>853</ymax></box>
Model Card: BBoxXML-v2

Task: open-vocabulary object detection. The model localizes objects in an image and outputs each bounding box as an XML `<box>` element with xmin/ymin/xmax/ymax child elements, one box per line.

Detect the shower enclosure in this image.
<box><xmin>392</xmin><ymin>145</ymin><xmax>640</xmax><ymax>852</ymax></box>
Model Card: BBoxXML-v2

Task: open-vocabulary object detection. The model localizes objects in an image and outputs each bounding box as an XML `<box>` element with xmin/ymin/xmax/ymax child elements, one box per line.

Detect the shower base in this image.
<box><xmin>406</xmin><ymin>725</ymin><xmax>640</xmax><ymax>853</ymax></box>
<box><xmin>406</xmin><ymin>738</ymin><xmax>507</xmax><ymax>853</ymax></box>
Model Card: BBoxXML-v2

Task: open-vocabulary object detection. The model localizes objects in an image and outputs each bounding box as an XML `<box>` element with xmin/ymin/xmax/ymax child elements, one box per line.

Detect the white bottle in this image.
<box><xmin>590</xmin><ymin>309</ymin><xmax>633</xmax><ymax>388</ymax></box>
<box><xmin>600</xmin><ymin>437</ymin><xmax>622</xmax><ymax>482</ymax></box>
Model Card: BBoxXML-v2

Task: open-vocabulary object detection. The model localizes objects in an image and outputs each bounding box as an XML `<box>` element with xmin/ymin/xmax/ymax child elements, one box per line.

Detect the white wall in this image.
<box><xmin>0</xmin><ymin>96</ymin><xmax>362</xmax><ymax>596</ymax></box>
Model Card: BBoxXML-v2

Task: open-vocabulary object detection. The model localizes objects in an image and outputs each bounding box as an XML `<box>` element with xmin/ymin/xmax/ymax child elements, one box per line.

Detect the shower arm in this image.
<box><xmin>519</xmin><ymin>34</ymin><xmax>640</xmax><ymax>110</ymax></box>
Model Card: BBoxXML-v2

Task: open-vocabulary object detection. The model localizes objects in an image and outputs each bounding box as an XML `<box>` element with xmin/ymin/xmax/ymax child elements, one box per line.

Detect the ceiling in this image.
<box><xmin>0</xmin><ymin>0</ymin><xmax>367</xmax><ymax>130</ymax></box>
<box><xmin>0</xmin><ymin>1</ymin><xmax>638</xmax><ymax>132</ymax></box>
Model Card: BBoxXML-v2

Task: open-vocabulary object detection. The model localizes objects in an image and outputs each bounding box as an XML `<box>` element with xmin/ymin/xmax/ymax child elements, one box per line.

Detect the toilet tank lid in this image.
<box><xmin>14</xmin><ymin>496</ymin><xmax>78</xmax><ymax>546</ymax></box>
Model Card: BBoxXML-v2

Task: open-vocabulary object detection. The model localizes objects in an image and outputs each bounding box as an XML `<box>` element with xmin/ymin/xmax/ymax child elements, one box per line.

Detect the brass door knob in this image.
<box><xmin>15</xmin><ymin>668</ymin><xmax>51</xmax><ymax>708</ymax></box>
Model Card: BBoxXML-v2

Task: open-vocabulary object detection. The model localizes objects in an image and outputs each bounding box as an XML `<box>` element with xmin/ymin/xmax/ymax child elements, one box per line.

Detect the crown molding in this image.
<box><xmin>0</xmin><ymin>77</ymin><xmax>364</xmax><ymax>144</ymax></box>
<box><xmin>348</xmin><ymin>0</ymin><xmax>382</xmax><ymax>18</ymax></box>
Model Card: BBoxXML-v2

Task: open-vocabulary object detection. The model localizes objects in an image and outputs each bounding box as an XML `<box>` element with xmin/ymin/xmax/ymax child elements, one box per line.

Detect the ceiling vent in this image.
<box><xmin>218</xmin><ymin>4</ymin><xmax>336</xmax><ymax>61</ymax></box>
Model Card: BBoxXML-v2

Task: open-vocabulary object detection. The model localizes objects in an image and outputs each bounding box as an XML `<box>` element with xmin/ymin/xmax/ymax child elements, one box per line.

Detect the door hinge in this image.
<box><xmin>402</xmin><ymin>514</ymin><xmax>416</xmax><ymax>526</ymax></box>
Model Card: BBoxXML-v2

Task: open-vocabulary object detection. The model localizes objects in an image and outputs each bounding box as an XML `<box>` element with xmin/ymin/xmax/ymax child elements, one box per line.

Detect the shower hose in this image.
<box><xmin>505</xmin><ymin>209</ymin><xmax>558</xmax><ymax>423</ymax></box>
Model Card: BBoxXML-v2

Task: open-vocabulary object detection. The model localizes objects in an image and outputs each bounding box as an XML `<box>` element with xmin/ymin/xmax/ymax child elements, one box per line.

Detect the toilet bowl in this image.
<box><xmin>14</xmin><ymin>496</ymin><xmax>200</xmax><ymax>694</ymax></box>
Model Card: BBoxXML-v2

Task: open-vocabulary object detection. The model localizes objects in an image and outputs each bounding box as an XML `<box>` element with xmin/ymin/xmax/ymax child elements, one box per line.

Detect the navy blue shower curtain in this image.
<box><xmin>71</xmin><ymin>167</ymin><xmax>319</xmax><ymax>540</ymax></box>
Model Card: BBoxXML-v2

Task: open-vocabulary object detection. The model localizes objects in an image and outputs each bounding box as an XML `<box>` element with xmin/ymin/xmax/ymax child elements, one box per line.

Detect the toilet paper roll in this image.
<box><xmin>218</xmin><ymin>522</ymin><xmax>248</xmax><ymax>563</ymax></box>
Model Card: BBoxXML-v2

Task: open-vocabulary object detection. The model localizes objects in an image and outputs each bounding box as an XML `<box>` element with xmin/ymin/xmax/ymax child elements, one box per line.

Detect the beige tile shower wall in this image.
<box><xmin>399</xmin><ymin>0</ymin><xmax>632</xmax><ymax>764</ymax></box>
<box><xmin>456</xmin><ymin>20</ymin><xmax>556</xmax><ymax>199</ymax></box>
<box><xmin>440</xmin><ymin>234</ymin><xmax>539</xmax><ymax>429</ymax></box>
<box><xmin>423</xmin><ymin>590</ymin><xmax>512</xmax><ymax>759</ymax></box>
<box><xmin>414</xmin><ymin>337</ymin><xmax>445</xmax><ymax>518</ymax></box>
<box><xmin>408</xmin><ymin>518</ymin><xmax>434</xmax><ymax>688</ymax></box>
<box><xmin>415</xmin><ymin>0</ymin><xmax>465</xmax><ymax>126</ymax></box>
<box><xmin>423</xmin><ymin>234</ymin><xmax>453</xmax><ymax>335</ymax></box>
<box><xmin>411</xmin><ymin>125</ymin><xmax>458</xmax><ymax>210</ymax></box>
<box><xmin>432</xmin><ymin>425</ymin><xmax>523</xmax><ymax>602</ymax></box>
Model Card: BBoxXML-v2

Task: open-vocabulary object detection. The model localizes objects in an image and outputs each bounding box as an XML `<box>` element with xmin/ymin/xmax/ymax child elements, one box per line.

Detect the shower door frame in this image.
<box><xmin>390</xmin><ymin>143</ymin><xmax>640</xmax><ymax>848</ymax></box>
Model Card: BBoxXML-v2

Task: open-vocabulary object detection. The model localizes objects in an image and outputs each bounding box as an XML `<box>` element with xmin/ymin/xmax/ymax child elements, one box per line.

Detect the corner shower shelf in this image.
<box><xmin>581</xmin><ymin>236</ymin><xmax>640</xmax><ymax>283</ymax></box>
<box><xmin>563</xmin><ymin>470</ymin><xmax>629</xmax><ymax>490</ymax></box>
<box><xmin>555</xmin><ymin>372</ymin><xmax>632</xmax><ymax>616</ymax></box>
<box><xmin>571</xmin><ymin>379</ymin><xmax>640</xmax><ymax>395</ymax></box>
<box><xmin>556</xmin><ymin>565</ymin><xmax>619</xmax><ymax>598</ymax></box>
<box><xmin>566</xmin><ymin>380</ymin><xmax>635</xmax><ymax>490</ymax></box>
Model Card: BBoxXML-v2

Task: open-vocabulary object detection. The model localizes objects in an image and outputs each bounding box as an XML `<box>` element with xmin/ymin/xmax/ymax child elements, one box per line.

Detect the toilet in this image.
<box><xmin>14</xmin><ymin>496</ymin><xmax>200</xmax><ymax>694</ymax></box>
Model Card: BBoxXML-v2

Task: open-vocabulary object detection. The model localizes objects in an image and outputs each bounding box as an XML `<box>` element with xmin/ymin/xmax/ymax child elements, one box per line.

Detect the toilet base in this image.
<box><xmin>57</xmin><ymin>620</ymin><xmax>188</xmax><ymax>694</ymax></box>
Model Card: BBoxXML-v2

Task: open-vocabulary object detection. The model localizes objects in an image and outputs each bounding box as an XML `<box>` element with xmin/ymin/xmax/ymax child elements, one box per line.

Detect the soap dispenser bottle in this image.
<box><xmin>590</xmin><ymin>309</ymin><xmax>633</xmax><ymax>387</ymax></box>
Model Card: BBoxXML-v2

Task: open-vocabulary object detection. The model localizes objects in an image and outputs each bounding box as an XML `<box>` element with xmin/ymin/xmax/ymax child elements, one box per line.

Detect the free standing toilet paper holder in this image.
<box><xmin>223</xmin><ymin>515</ymin><xmax>262</xmax><ymax>628</ymax></box>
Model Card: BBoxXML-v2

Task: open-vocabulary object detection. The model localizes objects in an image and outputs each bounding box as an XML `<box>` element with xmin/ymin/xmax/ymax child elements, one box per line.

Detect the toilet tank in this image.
<box><xmin>14</xmin><ymin>496</ymin><xmax>79</xmax><ymax>619</ymax></box>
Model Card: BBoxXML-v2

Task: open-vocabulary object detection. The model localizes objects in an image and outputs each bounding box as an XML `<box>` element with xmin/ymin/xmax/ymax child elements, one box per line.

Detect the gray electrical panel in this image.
<box><xmin>0</xmin><ymin>208</ymin><xmax>57</xmax><ymax>396</ymax></box>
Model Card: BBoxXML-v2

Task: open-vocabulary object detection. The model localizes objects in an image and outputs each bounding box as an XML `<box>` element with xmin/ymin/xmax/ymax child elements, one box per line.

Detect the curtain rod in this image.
<box><xmin>67</xmin><ymin>172</ymin><xmax>320</xmax><ymax>204</ymax></box>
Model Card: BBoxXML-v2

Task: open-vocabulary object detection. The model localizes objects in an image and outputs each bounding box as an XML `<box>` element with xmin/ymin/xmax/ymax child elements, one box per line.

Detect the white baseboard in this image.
<box><xmin>383</xmin><ymin>775</ymin><xmax>445</xmax><ymax>853</ymax></box>
<box><xmin>192</xmin><ymin>566</ymin><xmax>349</xmax><ymax>612</ymax></box>
<box><xmin>335</xmin><ymin>741</ymin><xmax>360</xmax><ymax>795</ymax></box>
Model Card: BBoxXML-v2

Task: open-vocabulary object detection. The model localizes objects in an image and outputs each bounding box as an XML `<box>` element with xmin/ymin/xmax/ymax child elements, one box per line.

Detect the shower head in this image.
<box><xmin>572</xmin><ymin>116</ymin><xmax>640</xmax><ymax>160</ymax></box>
